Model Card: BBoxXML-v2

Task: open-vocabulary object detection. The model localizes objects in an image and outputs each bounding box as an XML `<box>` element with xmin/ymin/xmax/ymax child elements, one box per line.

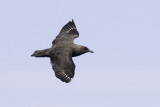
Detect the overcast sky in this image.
<box><xmin>0</xmin><ymin>0</ymin><xmax>160</xmax><ymax>107</ymax></box>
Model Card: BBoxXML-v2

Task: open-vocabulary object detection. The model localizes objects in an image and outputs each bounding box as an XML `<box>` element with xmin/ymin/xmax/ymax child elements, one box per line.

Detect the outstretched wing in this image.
<box><xmin>50</xmin><ymin>54</ymin><xmax>75</xmax><ymax>83</ymax></box>
<box><xmin>52</xmin><ymin>19</ymin><xmax>79</xmax><ymax>45</ymax></box>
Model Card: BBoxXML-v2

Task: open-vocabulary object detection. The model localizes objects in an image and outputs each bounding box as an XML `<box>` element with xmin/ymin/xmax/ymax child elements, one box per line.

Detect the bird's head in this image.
<box><xmin>82</xmin><ymin>46</ymin><xmax>94</xmax><ymax>53</ymax></box>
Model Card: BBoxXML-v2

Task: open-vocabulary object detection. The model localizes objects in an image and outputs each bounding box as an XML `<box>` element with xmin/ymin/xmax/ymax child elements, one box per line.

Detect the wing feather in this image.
<box><xmin>50</xmin><ymin>54</ymin><xmax>75</xmax><ymax>83</ymax></box>
<box><xmin>52</xmin><ymin>19</ymin><xmax>79</xmax><ymax>45</ymax></box>
<box><xmin>59</xmin><ymin>19</ymin><xmax>78</xmax><ymax>35</ymax></box>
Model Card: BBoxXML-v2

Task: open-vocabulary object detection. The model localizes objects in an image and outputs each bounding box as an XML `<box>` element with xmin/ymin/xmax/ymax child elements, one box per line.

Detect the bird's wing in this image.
<box><xmin>52</xmin><ymin>19</ymin><xmax>79</xmax><ymax>45</ymax></box>
<box><xmin>50</xmin><ymin>53</ymin><xmax>75</xmax><ymax>83</ymax></box>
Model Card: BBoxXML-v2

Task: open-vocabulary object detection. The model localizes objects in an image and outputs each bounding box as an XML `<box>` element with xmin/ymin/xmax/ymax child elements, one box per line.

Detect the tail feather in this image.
<box><xmin>31</xmin><ymin>49</ymin><xmax>50</xmax><ymax>57</ymax></box>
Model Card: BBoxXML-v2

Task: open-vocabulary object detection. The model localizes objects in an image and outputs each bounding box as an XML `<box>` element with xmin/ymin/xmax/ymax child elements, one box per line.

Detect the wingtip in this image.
<box><xmin>71</xmin><ymin>19</ymin><xmax>75</xmax><ymax>25</ymax></box>
<box><xmin>59</xmin><ymin>19</ymin><xmax>78</xmax><ymax>35</ymax></box>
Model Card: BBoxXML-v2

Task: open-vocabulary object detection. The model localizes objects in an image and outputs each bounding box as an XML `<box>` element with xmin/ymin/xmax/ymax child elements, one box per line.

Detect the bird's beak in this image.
<box><xmin>89</xmin><ymin>50</ymin><xmax>94</xmax><ymax>53</ymax></box>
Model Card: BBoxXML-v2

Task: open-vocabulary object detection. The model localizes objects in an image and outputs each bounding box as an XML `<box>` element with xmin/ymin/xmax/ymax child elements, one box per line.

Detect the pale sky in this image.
<box><xmin>0</xmin><ymin>0</ymin><xmax>160</xmax><ymax>107</ymax></box>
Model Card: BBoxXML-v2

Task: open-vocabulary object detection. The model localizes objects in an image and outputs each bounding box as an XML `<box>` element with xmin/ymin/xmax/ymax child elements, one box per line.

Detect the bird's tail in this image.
<box><xmin>31</xmin><ymin>48</ymin><xmax>50</xmax><ymax>57</ymax></box>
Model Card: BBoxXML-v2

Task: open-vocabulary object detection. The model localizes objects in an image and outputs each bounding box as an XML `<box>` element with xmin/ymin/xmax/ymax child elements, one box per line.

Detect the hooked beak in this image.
<box><xmin>89</xmin><ymin>50</ymin><xmax>94</xmax><ymax>53</ymax></box>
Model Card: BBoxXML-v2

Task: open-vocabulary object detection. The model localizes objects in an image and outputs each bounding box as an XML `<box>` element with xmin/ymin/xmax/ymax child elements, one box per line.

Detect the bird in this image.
<box><xmin>31</xmin><ymin>19</ymin><xmax>93</xmax><ymax>83</ymax></box>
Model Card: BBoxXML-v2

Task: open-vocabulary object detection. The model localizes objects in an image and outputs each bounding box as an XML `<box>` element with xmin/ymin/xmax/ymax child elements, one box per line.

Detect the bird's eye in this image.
<box><xmin>85</xmin><ymin>47</ymin><xmax>90</xmax><ymax>52</ymax></box>
<box><xmin>84</xmin><ymin>47</ymin><xmax>88</xmax><ymax>50</ymax></box>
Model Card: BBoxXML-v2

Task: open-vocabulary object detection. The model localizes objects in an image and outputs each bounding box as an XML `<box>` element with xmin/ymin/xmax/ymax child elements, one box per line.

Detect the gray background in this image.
<box><xmin>0</xmin><ymin>0</ymin><xmax>160</xmax><ymax>107</ymax></box>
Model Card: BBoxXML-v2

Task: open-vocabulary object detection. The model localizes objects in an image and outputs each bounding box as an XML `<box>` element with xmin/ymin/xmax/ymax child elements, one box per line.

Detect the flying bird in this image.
<box><xmin>31</xmin><ymin>20</ymin><xmax>93</xmax><ymax>83</ymax></box>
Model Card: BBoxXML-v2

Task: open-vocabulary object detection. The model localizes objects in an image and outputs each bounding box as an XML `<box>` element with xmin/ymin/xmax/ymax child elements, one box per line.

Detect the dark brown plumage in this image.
<box><xmin>31</xmin><ymin>20</ymin><xmax>93</xmax><ymax>83</ymax></box>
